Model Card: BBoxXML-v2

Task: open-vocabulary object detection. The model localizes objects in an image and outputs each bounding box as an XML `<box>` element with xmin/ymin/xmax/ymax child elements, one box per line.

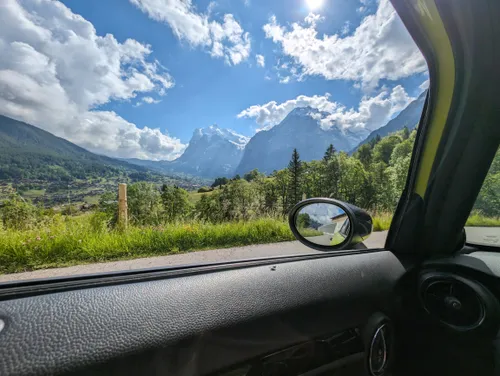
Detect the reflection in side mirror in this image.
<box><xmin>295</xmin><ymin>203</ymin><xmax>350</xmax><ymax>246</ymax></box>
<box><xmin>289</xmin><ymin>198</ymin><xmax>373</xmax><ymax>251</ymax></box>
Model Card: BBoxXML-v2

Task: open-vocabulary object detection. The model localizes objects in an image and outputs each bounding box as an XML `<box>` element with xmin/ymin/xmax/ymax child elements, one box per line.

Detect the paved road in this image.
<box><xmin>0</xmin><ymin>231</ymin><xmax>388</xmax><ymax>283</ymax></box>
<box><xmin>464</xmin><ymin>227</ymin><xmax>500</xmax><ymax>247</ymax></box>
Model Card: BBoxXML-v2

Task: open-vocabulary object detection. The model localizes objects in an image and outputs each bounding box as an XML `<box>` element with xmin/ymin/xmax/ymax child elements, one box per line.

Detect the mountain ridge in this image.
<box><xmin>0</xmin><ymin>115</ymin><xmax>203</xmax><ymax>188</ymax></box>
<box><xmin>235</xmin><ymin>106</ymin><xmax>367</xmax><ymax>175</ymax></box>
<box><xmin>0</xmin><ymin>115</ymin><xmax>150</xmax><ymax>180</ymax></box>
<box><xmin>351</xmin><ymin>90</ymin><xmax>427</xmax><ymax>153</ymax></box>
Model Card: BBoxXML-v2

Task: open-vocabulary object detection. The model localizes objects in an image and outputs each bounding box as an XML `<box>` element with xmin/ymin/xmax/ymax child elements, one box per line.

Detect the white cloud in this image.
<box><xmin>134</xmin><ymin>96</ymin><xmax>162</xmax><ymax>107</ymax></box>
<box><xmin>130</xmin><ymin>0</ymin><xmax>251</xmax><ymax>65</ymax></box>
<box><xmin>419</xmin><ymin>79</ymin><xmax>430</xmax><ymax>91</ymax></box>
<box><xmin>256</xmin><ymin>54</ymin><xmax>265</xmax><ymax>67</ymax></box>
<box><xmin>357</xmin><ymin>0</ymin><xmax>370</xmax><ymax>13</ymax></box>
<box><xmin>304</xmin><ymin>13</ymin><xmax>324</xmax><ymax>25</ymax></box>
<box><xmin>143</xmin><ymin>96</ymin><xmax>162</xmax><ymax>104</ymax></box>
<box><xmin>75</xmin><ymin>112</ymin><xmax>185</xmax><ymax>160</ymax></box>
<box><xmin>319</xmin><ymin>85</ymin><xmax>413</xmax><ymax>131</ymax></box>
<box><xmin>341</xmin><ymin>21</ymin><xmax>351</xmax><ymax>36</ymax></box>
<box><xmin>207</xmin><ymin>1</ymin><xmax>217</xmax><ymax>15</ymax></box>
<box><xmin>263</xmin><ymin>0</ymin><xmax>427</xmax><ymax>89</ymax></box>
<box><xmin>0</xmin><ymin>0</ymin><xmax>185</xmax><ymax>160</ymax></box>
<box><xmin>238</xmin><ymin>93</ymin><xmax>339</xmax><ymax>129</ymax></box>
<box><xmin>279</xmin><ymin>76</ymin><xmax>291</xmax><ymax>84</ymax></box>
<box><xmin>237</xmin><ymin>85</ymin><xmax>413</xmax><ymax>132</ymax></box>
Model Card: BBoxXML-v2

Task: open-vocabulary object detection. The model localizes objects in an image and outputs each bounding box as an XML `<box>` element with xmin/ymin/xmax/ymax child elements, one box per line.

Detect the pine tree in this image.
<box><xmin>273</xmin><ymin>169</ymin><xmax>290</xmax><ymax>215</ymax></box>
<box><xmin>355</xmin><ymin>144</ymin><xmax>372</xmax><ymax>168</ymax></box>
<box><xmin>323</xmin><ymin>144</ymin><xmax>336</xmax><ymax>162</ymax></box>
<box><xmin>320</xmin><ymin>145</ymin><xmax>340</xmax><ymax>197</ymax></box>
<box><xmin>287</xmin><ymin>148</ymin><xmax>303</xmax><ymax>207</ymax></box>
<box><xmin>369</xmin><ymin>134</ymin><xmax>382</xmax><ymax>148</ymax></box>
<box><xmin>401</xmin><ymin>126</ymin><xmax>410</xmax><ymax>140</ymax></box>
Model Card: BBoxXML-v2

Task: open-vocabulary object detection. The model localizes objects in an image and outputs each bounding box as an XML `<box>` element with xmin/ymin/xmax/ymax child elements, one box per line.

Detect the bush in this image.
<box><xmin>89</xmin><ymin>212</ymin><xmax>112</xmax><ymax>233</ymax></box>
<box><xmin>161</xmin><ymin>185</ymin><xmax>192</xmax><ymax>221</ymax></box>
<box><xmin>61</xmin><ymin>205</ymin><xmax>79</xmax><ymax>216</ymax></box>
<box><xmin>197</xmin><ymin>186</ymin><xmax>213</xmax><ymax>193</ymax></box>
<box><xmin>98</xmin><ymin>191</ymin><xmax>118</xmax><ymax>224</ymax></box>
<box><xmin>127</xmin><ymin>182</ymin><xmax>163</xmax><ymax>225</ymax></box>
<box><xmin>0</xmin><ymin>195</ymin><xmax>37</xmax><ymax>230</ymax></box>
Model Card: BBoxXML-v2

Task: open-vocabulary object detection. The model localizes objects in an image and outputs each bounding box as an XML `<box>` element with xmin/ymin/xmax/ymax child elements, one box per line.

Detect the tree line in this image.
<box><xmin>75</xmin><ymin>127</ymin><xmax>417</xmax><ymax>226</ymax></box>
<box><xmin>2</xmin><ymin>126</ymin><xmax>499</xmax><ymax>230</ymax></box>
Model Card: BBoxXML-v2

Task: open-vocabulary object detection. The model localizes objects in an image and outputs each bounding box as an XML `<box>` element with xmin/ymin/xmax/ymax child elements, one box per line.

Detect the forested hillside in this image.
<box><xmin>0</xmin><ymin>115</ymin><xmax>210</xmax><ymax>206</ymax></box>
<box><xmin>0</xmin><ymin>115</ymin><xmax>151</xmax><ymax>181</ymax></box>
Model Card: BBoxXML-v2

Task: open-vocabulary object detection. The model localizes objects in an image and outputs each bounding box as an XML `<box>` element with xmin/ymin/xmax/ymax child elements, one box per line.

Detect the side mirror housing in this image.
<box><xmin>288</xmin><ymin>198</ymin><xmax>373</xmax><ymax>251</ymax></box>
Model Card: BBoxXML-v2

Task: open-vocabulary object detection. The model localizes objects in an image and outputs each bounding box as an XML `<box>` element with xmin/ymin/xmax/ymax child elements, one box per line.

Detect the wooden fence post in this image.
<box><xmin>118</xmin><ymin>183</ymin><xmax>128</xmax><ymax>228</ymax></box>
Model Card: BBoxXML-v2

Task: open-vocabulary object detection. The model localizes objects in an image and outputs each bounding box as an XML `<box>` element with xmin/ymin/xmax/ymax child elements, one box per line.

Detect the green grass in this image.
<box><xmin>188</xmin><ymin>190</ymin><xmax>215</xmax><ymax>204</ymax></box>
<box><xmin>466</xmin><ymin>212</ymin><xmax>500</xmax><ymax>227</ymax></box>
<box><xmin>187</xmin><ymin>192</ymin><xmax>204</xmax><ymax>204</ymax></box>
<box><xmin>23</xmin><ymin>189</ymin><xmax>46</xmax><ymax>198</ymax></box>
<box><xmin>370</xmin><ymin>211</ymin><xmax>500</xmax><ymax>231</ymax></box>
<box><xmin>83</xmin><ymin>195</ymin><xmax>100</xmax><ymax>205</ymax></box>
<box><xmin>372</xmin><ymin>212</ymin><xmax>393</xmax><ymax>231</ymax></box>
<box><xmin>2</xmin><ymin>210</ymin><xmax>498</xmax><ymax>275</ymax></box>
<box><xmin>0</xmin><ymin>215</ymin><xmax>295</xmax><ymax>274</ymax></box>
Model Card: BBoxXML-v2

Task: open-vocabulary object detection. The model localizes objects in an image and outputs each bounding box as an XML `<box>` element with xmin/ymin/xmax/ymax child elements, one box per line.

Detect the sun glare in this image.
<box><xmin>305</xmin><ymin>0</ymin><xmax>324</xmax><ymax>11</ymax></box>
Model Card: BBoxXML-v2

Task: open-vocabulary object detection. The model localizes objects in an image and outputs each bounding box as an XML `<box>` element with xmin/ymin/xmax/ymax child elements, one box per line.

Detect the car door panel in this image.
<box><xmin>0</xmin><ymin>250</ymin><xmax>404</xmax><ymax>376</ymax></box>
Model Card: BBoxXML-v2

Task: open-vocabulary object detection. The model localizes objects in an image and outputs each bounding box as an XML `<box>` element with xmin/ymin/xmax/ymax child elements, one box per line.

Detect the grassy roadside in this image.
<box><xmin>466</xmin><ymin>212</ymin><xmax>500</xmax><ymax>227</ymax></box>
<box><xmin>0</xmin><ymin>215</ymin><xmax>295</xmax><ymax>274</ymax></box>
<box><xmin>1</xmin><ymin>212</ymin><xmax>497</xmax><ymax>274</ymax></box>
<box><xmin>370</xmin><ymin>211</ymin><xmax>500</xmax><ymax>232</ymax></box>
<box><xmin>0</xmin><ymin>212</ymin><xmax>385</xmax><ymax>274</ymax></box>
<box><xmin>372</xmin><ymin>212</ymin><xmax>393</xmax><ymax>232</ymax></box>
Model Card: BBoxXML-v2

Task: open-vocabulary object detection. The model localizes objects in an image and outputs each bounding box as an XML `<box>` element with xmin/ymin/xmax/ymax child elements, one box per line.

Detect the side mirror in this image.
<box><xmin>288</xmin><ymin>198</ymin><xmax>373</xmax><ymax>251</ymax></box>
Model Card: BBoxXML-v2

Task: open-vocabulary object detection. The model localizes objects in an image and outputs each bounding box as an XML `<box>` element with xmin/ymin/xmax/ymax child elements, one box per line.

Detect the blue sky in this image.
<box><xmin>0</xmin><ymin>0</ymin><xmax>428</xmax><ymax>160</ymax></box>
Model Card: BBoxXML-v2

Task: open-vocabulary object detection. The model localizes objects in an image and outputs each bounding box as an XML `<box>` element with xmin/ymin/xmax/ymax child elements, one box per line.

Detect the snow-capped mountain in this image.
<box><xmin>126</xmin><ymin>125</ymin><xmax>249</xmax><ymax>178</ymax></box>
<box><xmin>235</xmin><ymin>107</ymin><xmax>368</xmax><ymax>175</ymax></box>
<box><xmin>191</xmin><ymin>125</ymin><xmax>249</xmax><ymax>150</ymax></box>
<box><xmin>167</xmin><ymin>125</ymin><xmax>249</xmax><ymax>177</ymax></box>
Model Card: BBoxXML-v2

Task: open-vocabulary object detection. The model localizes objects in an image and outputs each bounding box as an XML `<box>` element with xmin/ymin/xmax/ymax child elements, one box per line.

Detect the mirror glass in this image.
<box><xmin>295</xmin><ymin>203</ymin><xmax>350</xmax><ymax>246</ymax></box>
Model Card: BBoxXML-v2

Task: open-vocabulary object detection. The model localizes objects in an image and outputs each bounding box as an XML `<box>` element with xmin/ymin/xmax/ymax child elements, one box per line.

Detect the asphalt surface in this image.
<box><xmin>464</xmin><ymin>227</ymin><xmax>500</xmax><ymax>247</ymax></box>
<box><xmin>0</xmin><ymin>231</ymin><xmax>388</xmax><ymax>283</ymax></box>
